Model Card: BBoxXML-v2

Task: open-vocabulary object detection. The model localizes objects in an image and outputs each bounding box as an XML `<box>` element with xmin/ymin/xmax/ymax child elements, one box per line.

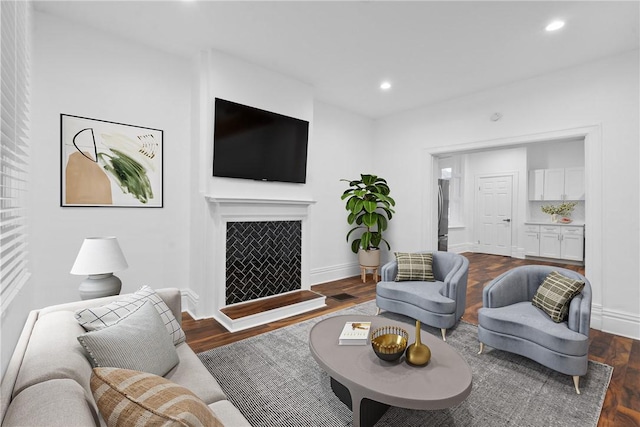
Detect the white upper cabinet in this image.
<box><xmin>528</xmin><ymin>167</ymin><xmax>584</xmax><ymax>201</ymax></box>
<box><xmin>528</xmin><ymin>170</ymin><xmax>545</xmax><ymax>201</ymax></box>
<box><xmin>543</xmin><ymin>169</ymin><xmax>565</xmax><ymax>200</ymax></box>
<box><xmin>564</xmin><ymin>167</ymin><xmax>585</xmax><ymax>200</ymax></box>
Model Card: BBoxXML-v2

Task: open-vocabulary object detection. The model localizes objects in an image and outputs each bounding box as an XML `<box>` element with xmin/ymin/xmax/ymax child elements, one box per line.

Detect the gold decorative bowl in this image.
<box><xmin>370</xmin><ymin>326</ymin><xmax>409</xmax><ymax>362</ymax></box>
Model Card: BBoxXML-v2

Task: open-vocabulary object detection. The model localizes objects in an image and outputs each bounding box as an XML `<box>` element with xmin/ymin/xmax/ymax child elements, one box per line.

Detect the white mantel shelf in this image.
<box><xmin>205</xmin><ymin>195</ymin><xmax>316</xmax><ymax>206</ymax></box>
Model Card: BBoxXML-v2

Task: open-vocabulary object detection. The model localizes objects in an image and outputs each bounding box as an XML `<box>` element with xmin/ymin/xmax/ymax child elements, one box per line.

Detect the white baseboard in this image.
<box><xmin>310</xmin><ymin>262</ymin><xmax>360</xmax><ymax>285</ymax></box>
<box><xmin>181</xmin><ymin>288</ymin><xmax>201</xmax><ymax>320</ymax></box>
<box><xmin>599</xmin><ymin>306</ymin><xmax>640</xmax><ymax>340</ymax></box>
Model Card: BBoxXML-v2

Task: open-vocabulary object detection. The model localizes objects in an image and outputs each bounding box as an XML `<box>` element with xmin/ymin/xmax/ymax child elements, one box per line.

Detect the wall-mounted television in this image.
<box><xmin>212</xmin><ymin>98</ymin><xmax>309</xmax><ymax>184</ymax></box>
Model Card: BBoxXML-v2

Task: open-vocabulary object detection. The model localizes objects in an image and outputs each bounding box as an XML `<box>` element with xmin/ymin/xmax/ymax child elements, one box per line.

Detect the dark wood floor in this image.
<box><xmin>182</xmin><ymin>252</ymin><xmax>640</xmax><ymax>427</ymax></box>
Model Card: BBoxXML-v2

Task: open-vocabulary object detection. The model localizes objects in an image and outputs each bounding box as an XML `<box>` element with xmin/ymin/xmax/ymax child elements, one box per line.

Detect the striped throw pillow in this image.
<box><xmin>394</xmin><ymin>252</ymin><xmax>435</xmax><ymax>282</ymax></box>
<box><xmin>75</xmin><ymin>285</ymin><xmax>186</xmax><ymax>345</ymax></box>
<box><xmin>532</xmin><ymin>271</ymin><xmax>585</xmax><ymax>323</ymax></box>
<box><xmin>91</xmin><ymin>367</ymin><xmax>223</xmax><ymax>427</ymax></box>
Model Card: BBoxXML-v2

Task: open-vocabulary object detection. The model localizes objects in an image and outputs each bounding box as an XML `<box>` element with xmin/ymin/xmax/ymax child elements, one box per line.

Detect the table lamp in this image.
<box><xmin>71</xmin><ymin>236</ymin><xmax>128</xmax><ymax>300</ymax></box>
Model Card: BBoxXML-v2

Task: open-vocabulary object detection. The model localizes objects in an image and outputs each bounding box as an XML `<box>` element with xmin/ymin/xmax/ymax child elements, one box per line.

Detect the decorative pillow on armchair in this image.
<box><xmin>75</xmin><ymin>285</ymin><xmax>186</xmax><ymax>345</ymax></box>
<box><xmin>532</xmin><ymin>271</ymin><xmax>585</xmax><ymax>323</ymax></box>
<box><xmin>91</xmin><ymin>367</ymin><xmax>223</xmax><ymax>427</ymax></box>
<box><xmin>394</xmin><ymin>252</ymin><xmax>435</xmax><ymax>282</ymax></box>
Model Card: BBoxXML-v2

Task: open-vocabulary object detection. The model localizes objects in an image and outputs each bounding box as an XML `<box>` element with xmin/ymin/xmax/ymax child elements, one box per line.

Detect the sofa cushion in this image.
<box><xmin>208</xmin><ymin>400</ymin><xmax>252</xmax><ymax>427</ymax></box>
<box><xmin>13</xmin><ymin>311</ymin><xmax>93</xmax><ymax>398</ymax></box>
<box><xmin>165</xmin><ymin>343</ymin><xmax>228</xmax><ymax>404</ymax></box>
<box><xmin>532</xmin><ymin>271</ymin><xmax>585</xmax><ymax>323</ymax></box>
<box><xmin>394</xmin><ymin>252</ymin><xmax>435</xmax><ymax>282</ymax></box>
<box><xmin>91</xmin><ymin>367</ymin><xmax>223</xmax><ymax>427</ymax></box>
<box><xmin>3</xmin><ymin>379</ymin><xmax>98</xmax><ymax>427</ymax></box>
<box><xmin>377</xmin><ymin>280</ymin><xmax>455</xmax><ymax>314</ymax></box>
<box><xmin>77</xmin><ymin>301</ymin><xmax>179</xmax><ymax>376</ymax></box>
<box><xmin>478</xmin><ymin>301</ymin><xmax>589</xmax><ymax>356</ymax></box>
<box><xmin>75</xmin><ymin>285</ymin><xmax>186</xmax><ymax>345</ymax></box>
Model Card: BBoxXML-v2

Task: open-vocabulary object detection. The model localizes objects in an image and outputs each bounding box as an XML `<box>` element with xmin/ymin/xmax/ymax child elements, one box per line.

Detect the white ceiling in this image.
<box><xmin>33</xmin><ymin>1</ymin><xmax>640</xmax><ymax>118</ymax></box>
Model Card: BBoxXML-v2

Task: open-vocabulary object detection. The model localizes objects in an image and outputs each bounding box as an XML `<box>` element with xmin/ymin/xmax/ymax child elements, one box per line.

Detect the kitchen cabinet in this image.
<box><xmin>524</xmin><ymin>224</ymin><xmax>584</xmax><ymax>261</ymax></box>
<box><xmin>528</xmin><ymin>167</ymin><xmax>584</xmax><ymax>201</ymax></box>
<box><xmin>523</xmin><ymin>225</ymin><xmax>541</xmax><ymax>256</ymax></box>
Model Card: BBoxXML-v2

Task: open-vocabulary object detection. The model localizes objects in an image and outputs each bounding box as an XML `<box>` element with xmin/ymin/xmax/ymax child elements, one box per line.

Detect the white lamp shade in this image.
<box><xmin>70</xmin><ymin>237</ymin><xmax>128</xmax><ymax>275</ymax></box>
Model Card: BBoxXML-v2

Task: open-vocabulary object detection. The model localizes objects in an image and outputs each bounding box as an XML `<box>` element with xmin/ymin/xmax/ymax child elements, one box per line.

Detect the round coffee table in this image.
<box><xmin>309</xmin><ymin>315</ymin><xmax>472</xmax><ymax>427</ymax></box>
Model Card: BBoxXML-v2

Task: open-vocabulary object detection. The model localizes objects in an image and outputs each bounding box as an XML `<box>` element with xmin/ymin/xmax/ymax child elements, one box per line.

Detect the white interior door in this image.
<box><xmin>476</xmin><ymin>175</ymin><xmax>513</xmax><ymax>256</ymax></box>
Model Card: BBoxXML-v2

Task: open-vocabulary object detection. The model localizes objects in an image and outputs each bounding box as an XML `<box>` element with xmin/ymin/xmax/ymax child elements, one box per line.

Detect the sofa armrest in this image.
<box><xmin>380</xmin><ymin>261</ymin><xmax>398</xmax><ymax>282</ymax></box>
<box><xmin>483</xmin><ymin>268</ymin><xmax>532</xmax><ymax>308</ymax></box>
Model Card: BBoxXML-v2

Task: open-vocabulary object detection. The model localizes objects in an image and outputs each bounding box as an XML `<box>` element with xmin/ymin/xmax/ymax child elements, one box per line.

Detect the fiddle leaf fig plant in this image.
<box><xmin>341</xmin><ymin>174</ymin><xmax>396</xmax><ymax>254</ymax></box>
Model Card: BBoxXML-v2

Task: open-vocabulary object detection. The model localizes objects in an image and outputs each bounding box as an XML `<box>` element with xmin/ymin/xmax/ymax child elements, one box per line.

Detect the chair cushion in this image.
<box><xmin>77</xmin><ymin>301</ymin><xmax>179</xmax><ymax>377</ymax></box>
<box><xmin>394</xmin><ymin>252</ymin><xmax>435</xmax><ymax>281</ymax></box>
<box><xmin>478</xmin><ymin>302</ymin><xmax>589</xmax><ymax>356</ymax></box>
<box><xmin>75</xmin><ymin>285</ymin><xmax>186</xmax><ymax>345</ymax></box>
<box><xmin>377</xmin><ymin>280</ymin><xmax>455</xmax><ymax>314</ymax></box>
<box><xmin>532</xmin><ymin>271</ymin><xmax>585</xmax><ymax>322</ymax></box>
<box><xmin>91</xmin><ymin>367</ymin><xmax>223</xmax><ymax>427</ymax></box>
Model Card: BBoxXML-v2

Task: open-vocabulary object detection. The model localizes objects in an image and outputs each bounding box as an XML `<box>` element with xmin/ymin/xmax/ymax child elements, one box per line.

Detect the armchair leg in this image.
<box><xmin>441</xmin><ymin>328</ymin><xmax>447</xmax><ymax>341</ymax></box>
<box><xmin>478</xmin><ymin>342</ymin><xmax>484</xmax><ymax>354</ymax></box>
<box><xmin>375</xmin><ymin>307</ymin><xmax>381</xmax><ymax>315</ymax></box>
<box><xmin>573</xmin><ymin>376</ymin><xmax>581</xmax><ymax>395</ymax></box>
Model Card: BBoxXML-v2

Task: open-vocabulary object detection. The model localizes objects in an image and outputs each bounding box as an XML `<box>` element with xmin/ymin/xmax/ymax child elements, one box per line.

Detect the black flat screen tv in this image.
<box><xmin>212</xmin><ymin>98</ymin><xmax>309</xmax><ymax>184</ymax></box>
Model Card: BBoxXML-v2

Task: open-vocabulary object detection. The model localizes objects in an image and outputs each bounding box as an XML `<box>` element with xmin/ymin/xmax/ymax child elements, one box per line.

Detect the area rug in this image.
<box><xmin>197</xmin><ymin>301</ymin><xmax>612</xmax><ymax>427</ymax></box>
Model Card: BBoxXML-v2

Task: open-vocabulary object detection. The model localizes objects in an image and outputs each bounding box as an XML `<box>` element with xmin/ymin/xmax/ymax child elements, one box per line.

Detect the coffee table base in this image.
<box><xmin>330</xmin><ymin>377</ymin><xmax>390</xmax><ymax>427</ymax></box>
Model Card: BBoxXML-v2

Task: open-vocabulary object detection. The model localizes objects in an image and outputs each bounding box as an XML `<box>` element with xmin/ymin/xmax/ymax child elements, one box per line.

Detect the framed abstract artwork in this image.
<box><xmin>61</xmin><ymin>114</ymin><xmax>163</xmax><ymax>207</ymax></box>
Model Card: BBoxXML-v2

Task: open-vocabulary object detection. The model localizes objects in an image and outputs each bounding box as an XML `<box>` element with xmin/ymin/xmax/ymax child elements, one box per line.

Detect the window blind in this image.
<box><xmin>1</xmin><ymin>1</ymin><xmax>31</xmax><ymax>312</ymax></box>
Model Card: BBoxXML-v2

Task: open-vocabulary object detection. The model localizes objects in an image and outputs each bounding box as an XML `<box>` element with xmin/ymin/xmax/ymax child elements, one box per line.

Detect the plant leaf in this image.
<box><xmin>362</xmin><ymin>212</ymin><xmax>378</xmax><ymax>227</ymax></box>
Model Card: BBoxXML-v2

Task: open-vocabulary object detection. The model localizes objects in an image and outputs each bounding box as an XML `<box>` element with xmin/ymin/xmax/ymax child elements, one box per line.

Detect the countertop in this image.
<box><xmin>525</xmin><ymin>221</ymin><xmax>585</xmax><ymax>227</ymax></box>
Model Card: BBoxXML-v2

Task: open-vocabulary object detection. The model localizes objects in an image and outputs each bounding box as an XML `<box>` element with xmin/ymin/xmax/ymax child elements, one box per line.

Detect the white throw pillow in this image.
<box><xmin>77</xmin><ymin>301</ymin><xmax>179</xmax><ymax>377</ymax></box>
<box><xmin>75</xmin><ymin>285</ymin><xmax>186</xmax><ymax>345</ymax></box>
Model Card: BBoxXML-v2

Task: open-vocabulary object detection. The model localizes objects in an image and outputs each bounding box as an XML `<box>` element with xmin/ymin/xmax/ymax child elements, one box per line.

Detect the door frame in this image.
<box><xmin>421</xmin><ymin>125</ymin><xmax>603</xmax><ymax>330</ymax></box>
<box><xmin>473</xmin><ymin>172</ymin><xmax>518</xmax><ymax>256</ymax></box>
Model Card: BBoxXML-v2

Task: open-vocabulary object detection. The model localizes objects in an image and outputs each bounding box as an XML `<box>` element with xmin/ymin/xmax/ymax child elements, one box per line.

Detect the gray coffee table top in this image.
<box><xmin>309</xmin><ymin>314</ymin><xmax>472</xmax><ymax>427</ymax></box>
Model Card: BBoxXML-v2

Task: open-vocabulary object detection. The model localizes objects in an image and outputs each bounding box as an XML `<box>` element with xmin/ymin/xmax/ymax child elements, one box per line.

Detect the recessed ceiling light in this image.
<box><xmin>380</xmin><ymin>81</ymin><xmax>391</xmax><ymax>90</ymax></box>
<box><xmin>545</xmin><ymin>20</ymin><xmax>565</xmax><ymax>32</ymax></box>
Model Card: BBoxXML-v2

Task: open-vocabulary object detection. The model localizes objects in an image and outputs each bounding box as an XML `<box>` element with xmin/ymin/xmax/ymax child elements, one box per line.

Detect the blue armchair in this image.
<box><xmin>376</xmin><ymin>251</ymin><xmax>469</xmax><ymax>341</ymax></box>
<box><xmin>477</xmin><ymin>265</ymin><xmax>591</xmax><ymax>394</ymax></box>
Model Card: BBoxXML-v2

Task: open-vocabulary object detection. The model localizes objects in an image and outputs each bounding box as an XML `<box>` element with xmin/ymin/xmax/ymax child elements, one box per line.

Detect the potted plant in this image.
<box><xmin>341</xmin><ymin>174</ymin><xmax>396</xmax><ymax>267</ymax></box>
<box><xmin>541</xmin><ymin>201</ymin><xmax>577</xmax><ymax>223</ymax></box>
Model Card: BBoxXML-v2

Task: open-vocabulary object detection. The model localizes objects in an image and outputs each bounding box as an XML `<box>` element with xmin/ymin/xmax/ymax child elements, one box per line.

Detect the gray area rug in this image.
<box><xmin>198</xmin><ymin>301</ymin><xmax>612</xmax><ymax>426</ymax></box>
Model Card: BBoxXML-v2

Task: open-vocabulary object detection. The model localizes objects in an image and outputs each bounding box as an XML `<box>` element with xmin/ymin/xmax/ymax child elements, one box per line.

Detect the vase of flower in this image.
<box><xmin>541</xmin><ymin>202</ymin><xmax>577</xmax><ymax>223</ymax></box>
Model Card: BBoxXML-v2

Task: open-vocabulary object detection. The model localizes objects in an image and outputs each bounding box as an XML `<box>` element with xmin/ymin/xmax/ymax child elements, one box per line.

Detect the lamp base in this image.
<box><xmin>78</xmin><ymin>273</ymin><xmax>122</xmax><ymax>300</ymax></box>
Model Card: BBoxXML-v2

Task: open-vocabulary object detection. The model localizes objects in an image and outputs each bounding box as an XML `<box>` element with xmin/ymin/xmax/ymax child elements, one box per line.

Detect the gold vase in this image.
<box><xmin>405</xmin><ymin>320</ymin><xmax>431</xmax><ymax>366</ymax></box>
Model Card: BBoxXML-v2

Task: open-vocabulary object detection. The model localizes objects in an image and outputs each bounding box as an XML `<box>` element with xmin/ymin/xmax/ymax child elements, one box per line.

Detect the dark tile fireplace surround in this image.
<box><xmin>225</xmin><ymin>220</ymin><xmax>302</xmax><ymax>305</ymax></box>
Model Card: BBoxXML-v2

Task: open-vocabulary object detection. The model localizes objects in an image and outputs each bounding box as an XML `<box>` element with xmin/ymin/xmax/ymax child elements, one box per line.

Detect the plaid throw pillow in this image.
<box><xmin>532</xmin><ymin>271</ymin><xmax>585</xmax><ymax>323</ymax></box>
<box><xmin>75</xmin><ymin>285</ymin><xmax>186</xmax><ymax>345</ymax></box>
<box><xmin>91</xmin><ymin>367</ymin><xmax>223</xmax><ymax>427</ymax></box>
<box><xmin>394</xmin><ymin>252</ymin><xmax>435</xmax><ymax>282</ymax></box>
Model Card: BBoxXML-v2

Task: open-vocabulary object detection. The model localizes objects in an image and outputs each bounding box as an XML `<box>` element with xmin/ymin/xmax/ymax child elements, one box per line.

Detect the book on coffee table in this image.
<box><xmin>338</xmin><ymin>321</ymin><xmax>372</xmax><ymax>345</ymax></box>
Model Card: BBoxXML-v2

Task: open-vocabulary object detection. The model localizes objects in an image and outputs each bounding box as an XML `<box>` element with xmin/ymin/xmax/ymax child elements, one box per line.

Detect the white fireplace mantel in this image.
<box><xmin>203</xmin><ymin>194</ymin><xmax>321</xmax><ymax>332</ymax></box>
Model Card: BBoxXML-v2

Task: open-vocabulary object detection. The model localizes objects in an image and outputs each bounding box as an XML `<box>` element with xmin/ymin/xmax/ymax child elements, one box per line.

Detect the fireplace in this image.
<box><xmin>225</xmin><ymin>220</ymin><xmax>302</xmax><ymax>305</ymax></box>
<box><xmin>205</xmin><ymin>196</ymin><xmax>324</xmax><ymax>331</ymax></box>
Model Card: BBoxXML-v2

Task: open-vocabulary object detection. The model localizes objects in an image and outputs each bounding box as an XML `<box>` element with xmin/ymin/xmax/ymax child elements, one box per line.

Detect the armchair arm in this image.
<box><xmin>380</xmin><ymin>260</ymin><xmax>398</xmax><ymax>282</ymax></box>
<box><xmin>442</xmin><ymin>256</ymin><xmax>469</xmax><ymax>301</ymax></box>
<box><xmin>567</xmin><ymin>277</ymin><xmax>592</xmax><ymax>336</ymax></box>
<box><xmin>483</xmin><ymin>267</ymin><xmax>532</xmax><ymax>308</ymax></box>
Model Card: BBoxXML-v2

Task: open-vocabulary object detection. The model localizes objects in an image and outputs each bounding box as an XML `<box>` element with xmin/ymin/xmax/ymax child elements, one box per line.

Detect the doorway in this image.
<box><xmin>475</xmin><ymin>175</ymin><xmax>513</xmax><ymax>256</ymax></box>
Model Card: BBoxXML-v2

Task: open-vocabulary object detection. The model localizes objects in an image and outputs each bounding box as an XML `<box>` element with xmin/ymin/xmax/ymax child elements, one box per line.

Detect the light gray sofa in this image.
<box><xmin>477</xmin><ymin>266</ymin><xmax>592</xmax><ymax>394</ymax></box>
<box><xmin>376</xmin><ymin>251</ymin><xmax>469</xmax><ymax>341</ymax></box>
<box><xmin>0</xmin><ymin>288</ymin><xmax>250</xmax><ymax>426</ymax></box>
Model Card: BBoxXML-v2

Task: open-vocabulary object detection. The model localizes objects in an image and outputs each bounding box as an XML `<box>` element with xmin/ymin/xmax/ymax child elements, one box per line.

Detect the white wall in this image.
<box><xmin>308</xmin><ymin>102</ymin><xmax>375</xmax><ymax>283</ymax></box>
<box><xmin>186</xmin><ymin>50</ymin><xmax>375</xmax><ymax>318</ymax></box>
<box><xmin>29</xmin><ymin>12</ymin><xmax>193</xmax><ymax>305</ymax></box>
<box><xmin>374</xmin><ymin>50</ymin><xmax>640</xmax><ymax>339</ymax></box>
